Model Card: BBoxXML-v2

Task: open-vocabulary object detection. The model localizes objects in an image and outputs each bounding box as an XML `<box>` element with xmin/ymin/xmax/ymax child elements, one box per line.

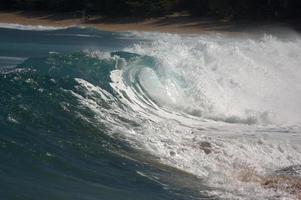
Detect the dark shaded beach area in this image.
<box><xmin>0</xmin><ymin>11</ymin><xmax>301</xmax><ymax>34</ymax></box>
<box><xmin>1</xmin><ymin>0</ymin><xmax>301</xmax><ymax>34</ymax></box>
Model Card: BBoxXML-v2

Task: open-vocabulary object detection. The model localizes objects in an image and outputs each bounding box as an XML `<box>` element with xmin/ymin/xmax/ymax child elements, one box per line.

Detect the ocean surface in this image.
<box><xmin>0</xmin><ymin>23</ymin><xmax>301</xmax><ymax>200</ymax></box>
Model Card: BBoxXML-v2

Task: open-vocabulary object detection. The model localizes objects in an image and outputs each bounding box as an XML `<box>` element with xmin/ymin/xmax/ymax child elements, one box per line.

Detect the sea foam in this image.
<box><xmin>0</xmin><ymin>23</ymin><xmax>70</xmax><ymax>31</ymax></box>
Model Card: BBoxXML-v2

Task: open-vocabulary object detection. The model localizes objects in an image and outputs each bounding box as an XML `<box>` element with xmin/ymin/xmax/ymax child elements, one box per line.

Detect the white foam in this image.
<box><xmin>0</xmin><ymin>23</ymin><xmax>70</xmax><ymax>31</ymax></box>
<box><xmin>125</xmin><ymin>32</ymin><xmax>301</xmax><ymax>126</ymax></box>
<box><xmin>72</xmin><ymin>31</ymin><xmax>301</xmax><ymax>199</ymax></box>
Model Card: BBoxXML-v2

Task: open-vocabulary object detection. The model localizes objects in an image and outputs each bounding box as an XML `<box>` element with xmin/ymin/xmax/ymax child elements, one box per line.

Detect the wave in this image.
<box><xmin>1</xmin><ymin>29</ymin><xmax>301</xmax><ymax>199</ymax></box>
<box><xmin>124</xmin><ymin>32</ymin><xmax>301</xmax><ymax>125</ymax></box>
<box><xmin>0</xmin><ymin>23</ymin><xmax>71</xmax><ymax>31</ymax></box>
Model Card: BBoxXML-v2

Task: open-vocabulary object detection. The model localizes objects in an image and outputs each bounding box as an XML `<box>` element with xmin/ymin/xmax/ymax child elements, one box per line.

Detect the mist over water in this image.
<box><xmin>1</xmin><ymin>25</ymin><xmax>301</xmax><ymax>200</ymax></box>
<box><xmin>126</xmin><ymin>32</ymin><xmax>301</xmax><ymax>125</ymax></box>
<box><xmin>106</xmin><ymin>31</ymin><xmax>301</xmax><ymax>199</ymax></box>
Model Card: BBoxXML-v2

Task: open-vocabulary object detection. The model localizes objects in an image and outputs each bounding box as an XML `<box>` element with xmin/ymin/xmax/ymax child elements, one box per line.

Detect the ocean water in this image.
<box><xmin>0</xmin><ymin>24</ymin><xmax>301</xmax><ymax>200</ymax></box>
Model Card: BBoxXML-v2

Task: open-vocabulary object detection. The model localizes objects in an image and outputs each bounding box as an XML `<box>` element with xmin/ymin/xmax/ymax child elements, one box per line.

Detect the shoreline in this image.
<box><xmin>0</xmin><ymin>11</ymin><xmax>209</xmax><ymax>34</ymax></box>
<box><xmin>0</xmin><ymin>11</ymin><xmax>298</xmax><ymax>35</ymax></box>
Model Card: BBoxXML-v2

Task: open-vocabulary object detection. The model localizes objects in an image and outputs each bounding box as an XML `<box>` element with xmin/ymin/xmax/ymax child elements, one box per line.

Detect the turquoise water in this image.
<box><xmin>1</xmin><ymin>25</ymin><xmax>301</xmax><ymax>200</ymax></box>
<box><xmin>0</xmin><ymin>26</ymin><xmax>205</xmax><ymax>200</ymax></box>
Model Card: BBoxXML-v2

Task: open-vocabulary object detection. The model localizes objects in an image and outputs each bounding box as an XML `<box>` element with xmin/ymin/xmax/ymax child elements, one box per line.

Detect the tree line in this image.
<box><xmin>1</xmin><ymin>0</ymin><xmax>301</xmax><ymax>19</ymax></box>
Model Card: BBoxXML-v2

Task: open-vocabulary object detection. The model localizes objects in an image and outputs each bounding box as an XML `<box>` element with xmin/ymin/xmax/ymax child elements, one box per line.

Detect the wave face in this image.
<box><xmin>1</xmin><ymin>26</ymin><xmax>301</xmax><ymax>200</ymax></box>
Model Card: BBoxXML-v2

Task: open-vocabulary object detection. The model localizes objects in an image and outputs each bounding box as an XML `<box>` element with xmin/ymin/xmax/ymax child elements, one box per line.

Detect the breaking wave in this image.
<box><xmin>1</xmin><ymin>29</ymin><xmax>301</xmax><ymax>199</ymax></box>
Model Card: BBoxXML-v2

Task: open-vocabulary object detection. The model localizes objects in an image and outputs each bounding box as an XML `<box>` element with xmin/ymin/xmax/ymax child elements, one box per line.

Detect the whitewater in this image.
<box><xmin>88</xmin><ymin>31</ymin><xmax>301</xmax><ymax>199</ymax></box>
<box><xmin>0</xmin><ymin>24</ymin><xmax>301</xmax><ymax>200</ymax></box>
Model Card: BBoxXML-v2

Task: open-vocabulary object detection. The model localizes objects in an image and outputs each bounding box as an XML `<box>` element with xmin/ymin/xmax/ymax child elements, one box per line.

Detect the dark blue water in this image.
<box><xmin>0</xmin><ymin>26</ymin><xmax>205</xmax><ymax>200</ymax></box>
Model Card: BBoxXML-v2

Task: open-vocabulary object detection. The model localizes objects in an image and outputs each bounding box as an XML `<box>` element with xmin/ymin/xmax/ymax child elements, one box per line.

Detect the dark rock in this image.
<box><xmin>199</xmin><ymin>141</ymin><xmax>212</xmax><ymax>154</ymax></box>
<box><xmin>169</xmin><ymin>151</ymin><xmax>176</xmax><ymax>156</ymax></box>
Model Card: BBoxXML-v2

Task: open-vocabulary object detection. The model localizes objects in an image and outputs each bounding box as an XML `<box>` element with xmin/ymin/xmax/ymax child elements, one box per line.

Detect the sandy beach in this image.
<box><xmin>0</xmin><ymin>10</ymin><xmax>294</xmax><ymax>34</ymax></box>
<box><xmin>0</xmin><ymin>11</ymin><xmax>223</xmax><ymax>34</ymax></box>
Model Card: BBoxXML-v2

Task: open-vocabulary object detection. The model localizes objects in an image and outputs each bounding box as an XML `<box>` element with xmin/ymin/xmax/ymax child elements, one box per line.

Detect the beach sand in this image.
<box><xmin>0</xmin><ymin>10</ymin><xmax>293</xmax><ymax>34</ymax></box>
<box><xmin>0</xmin><ymin>11</ymin><xmax>222</xmax><ymax>34</ymax></box>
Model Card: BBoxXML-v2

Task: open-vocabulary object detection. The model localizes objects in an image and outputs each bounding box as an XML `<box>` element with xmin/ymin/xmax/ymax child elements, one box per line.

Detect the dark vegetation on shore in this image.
<box><xmin>1</xmin><ymin>0</ymin><xmax>301</xmax><ymax>20</ymax></box>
